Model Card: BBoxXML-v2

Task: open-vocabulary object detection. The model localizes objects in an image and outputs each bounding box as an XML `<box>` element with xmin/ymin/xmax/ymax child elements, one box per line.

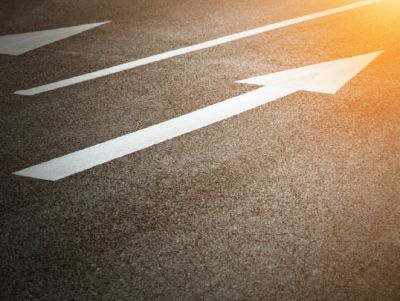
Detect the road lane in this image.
<box><xmin>1</xmin><ymin>0</ymin><xmax>400</xmax><ymax>300</ymax></box>
<box><xmin>14</xmin><ymin>0</ymin><xmax>381</xmax><ymax>96</ymax></box>
<box><xmin>14</xmin><ymin>52</ymin><xmax>382</xmax><ymax>181</ymax></box>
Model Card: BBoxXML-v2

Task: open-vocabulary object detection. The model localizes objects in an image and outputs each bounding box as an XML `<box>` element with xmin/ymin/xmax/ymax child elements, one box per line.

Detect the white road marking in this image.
<box><xmin>13</xmin><ymin>51</ymin><xmax>382</xmax><ymax>181</ymax></box>
<box><xmin>14</xmin><ymin>0</ymin><xmax>382</xmax><ymax>96</ymax></box>
<box><xmin>0</xmin><ymin>21</ymin><xmax>110</xmax><ymax>56</ymax></box>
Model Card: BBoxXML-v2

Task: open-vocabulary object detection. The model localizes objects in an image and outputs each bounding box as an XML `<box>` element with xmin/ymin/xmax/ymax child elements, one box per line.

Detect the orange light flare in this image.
<box><xmin>336</xmin><ymin>0</ymin><xmax>400</xmax><ymax>136</ymax></box>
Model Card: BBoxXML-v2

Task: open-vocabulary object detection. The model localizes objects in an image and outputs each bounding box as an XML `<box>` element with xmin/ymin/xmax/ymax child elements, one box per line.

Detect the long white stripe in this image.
<box><xmin>14</xmin><ymin>0</ymin><xmax>381</xmax><ymax>96</ymax></box>
<box><xmin>13</xmin><ymin>85</ymin><xmax>298</xmax><ymax>180</ymax></box>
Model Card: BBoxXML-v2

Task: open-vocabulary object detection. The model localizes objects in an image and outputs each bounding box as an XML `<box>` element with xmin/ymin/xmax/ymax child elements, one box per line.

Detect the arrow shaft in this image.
<box><xmin>14</xmin><ymin>85</ymin><xmax>298</xmax><ymax>181</ymax></box>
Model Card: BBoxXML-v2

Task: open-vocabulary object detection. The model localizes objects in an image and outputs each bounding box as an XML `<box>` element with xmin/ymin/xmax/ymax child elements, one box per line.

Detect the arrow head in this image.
<box><xmin>0</xmin><ymin>21</ymin><xmax>110</xmax><ymax>55</ymax></box>
<box><xmin>237</xmin><ymin>51</ymin><xmax>383</xmax><ymax>94</ymax></box>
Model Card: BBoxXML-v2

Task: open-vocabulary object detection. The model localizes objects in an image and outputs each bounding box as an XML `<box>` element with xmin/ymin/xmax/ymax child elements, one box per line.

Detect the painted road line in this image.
<box><xmin>14</xmin><ymin>0</ymin><xmax>382</xmax><ymax>96</ymax></box>
<box><xmin>0</xmin><ymin>21</ymin><xmax>110</xmax><ymax>56</ymax></box>
<box><xmin>13</xmin><ymin>51</ymin><xmax>382</xmax><ymax>181</ymax></box>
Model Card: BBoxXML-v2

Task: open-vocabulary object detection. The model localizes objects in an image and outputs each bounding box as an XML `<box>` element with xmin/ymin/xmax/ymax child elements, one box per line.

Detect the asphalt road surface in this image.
<box><xmin>1</xmin><ymin>0</ymin><xmax>400</xmax><ymax>300</ymax></box>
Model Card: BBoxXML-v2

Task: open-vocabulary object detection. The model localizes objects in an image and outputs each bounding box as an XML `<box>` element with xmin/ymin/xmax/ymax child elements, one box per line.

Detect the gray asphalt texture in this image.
<box><xmin>1</xmin><ymin>0</ymin><xmax>400</xmax><ymax>300</ymax></box>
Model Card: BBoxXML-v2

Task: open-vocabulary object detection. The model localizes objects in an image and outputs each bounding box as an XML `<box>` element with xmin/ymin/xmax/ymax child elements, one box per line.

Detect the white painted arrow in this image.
<box><xmin>13</xmin><ymin>51</ymin><xmax>382</xmax><ymax>181</ymax></box>
<box><xmin>0</xmin><ymin>21</ymin><xmax>110</xmax><ymax>55</ymax></box>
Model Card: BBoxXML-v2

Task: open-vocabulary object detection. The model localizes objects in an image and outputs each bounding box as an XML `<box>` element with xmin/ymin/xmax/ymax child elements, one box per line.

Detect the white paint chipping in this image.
<box><xmin>0</xmin><ymin>21</ymin><xmax>110</xmax><ymax>56</ymax></box>
<box><xmin>14</xmin><ymin>0</ymin><xmax>382</xmax><ymax>96</ymax></box>
<box><xmin>13</xmin><ymin>51</ymin><xmax>382</xmax><ymax>181</ymax></box>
